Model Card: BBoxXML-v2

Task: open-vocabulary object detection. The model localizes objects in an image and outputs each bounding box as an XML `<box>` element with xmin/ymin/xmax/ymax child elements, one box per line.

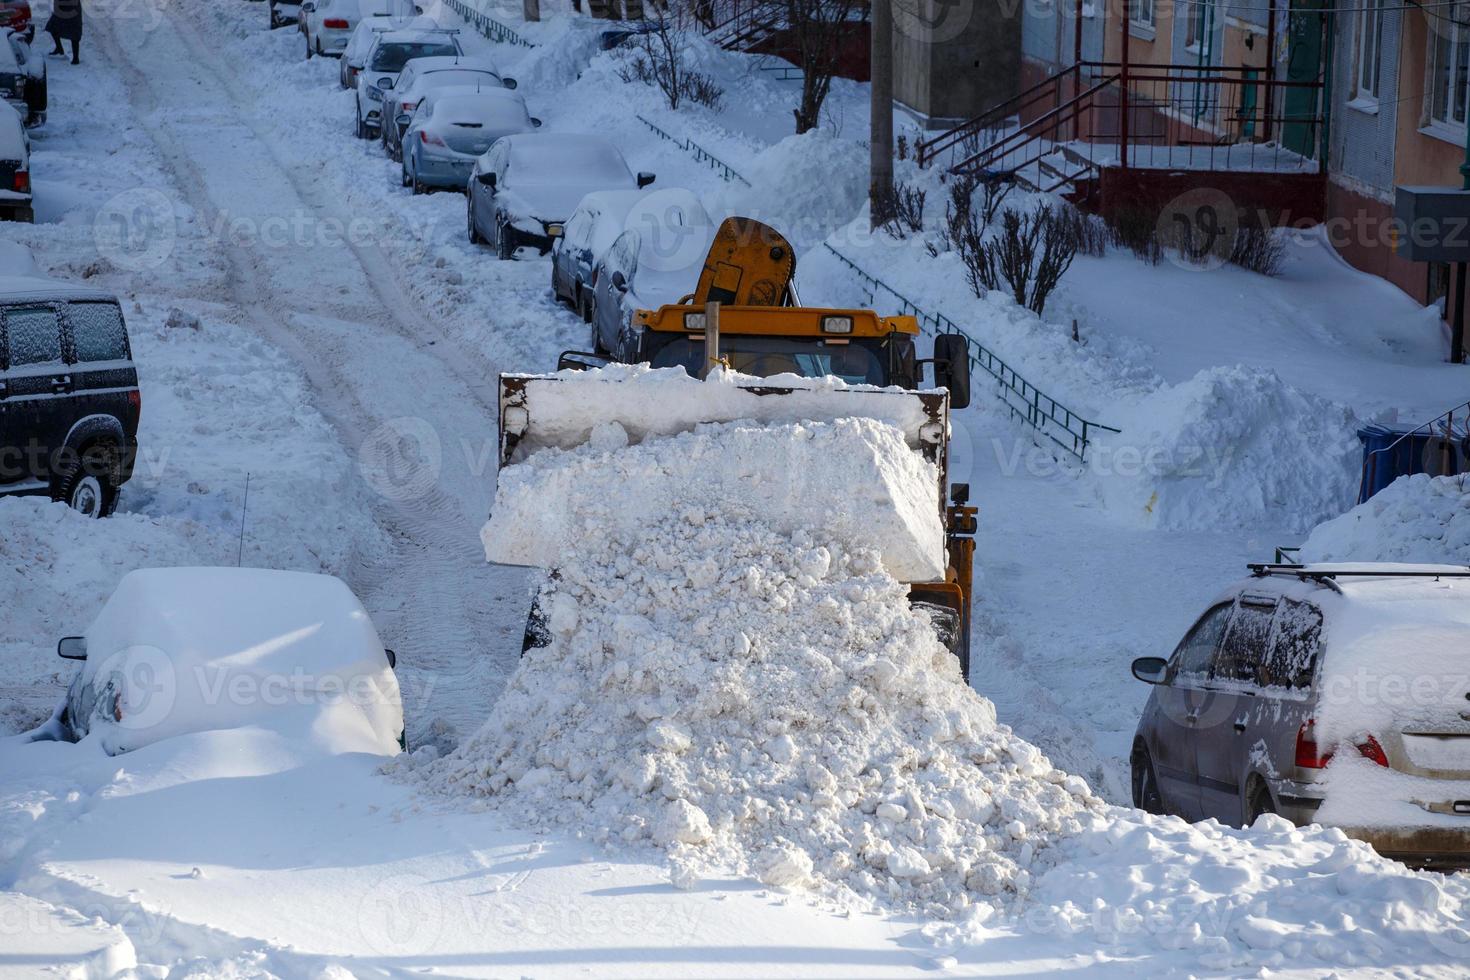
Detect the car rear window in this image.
<box><xmin>1260</xmin><ymin>599</ymin><xmax>1322</xmax><ymax>690</ymax></box>
<box><xmin>69</xmin><ymin>302</ymin><xmax>129</xmax><ymax>363</ymax></box>
<box><xmin>371</xmin><ymin>41</ymin><xmax>457</xmax><ymax>72</ymax></box>
<box><xmin>3</xmin><ymin>305</ymin><xmax>63</xmax><ymax>367</ymax></box>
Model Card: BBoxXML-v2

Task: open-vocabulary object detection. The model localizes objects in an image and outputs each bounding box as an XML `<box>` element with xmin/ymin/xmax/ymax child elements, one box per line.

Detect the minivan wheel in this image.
<box><xmin>1246</xmin><ymin>783</ymin><xmax>1276</xmax><ymax>825</ymax></box>
<box><xmin>56</xmin><ymin>445</ymin><xmax>118</xmax><ymax>519</ymax></box>
<box><xmin>1131</xmin><ymin>747</ymin><xmax>1164</xmax><ymax>815</ymax></box>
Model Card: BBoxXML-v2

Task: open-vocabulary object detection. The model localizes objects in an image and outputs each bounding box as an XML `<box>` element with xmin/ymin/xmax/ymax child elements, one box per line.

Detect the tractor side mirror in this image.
<box><xmin>57</xmin><ymin>636</ymin><xmax>87</xmax><ymax>661</ymax></box>
<box><xmin>932</xmin><ymin>333</ymin><xmax>971</xmax><ymax>410</ymax></box>
<box><xmin>558</xmin><ymin>350</ymin><xmax>611</xmax><ymax>372</ymax></box>
<box><xmin>636</xmin><ymin>172</ymin><xmax>655</xmax><ymax>189</ymax></box>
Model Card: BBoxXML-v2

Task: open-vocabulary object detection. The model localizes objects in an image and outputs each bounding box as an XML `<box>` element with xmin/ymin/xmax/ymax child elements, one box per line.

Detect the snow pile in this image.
<box><xmin>1300</xmin><ymin>473</ymin><xmax>1470</xmax><ymax>563</ymax></box>
<box><xmin>716</xmin><ymin>129</ymin><xmax>867</xmax><ymax>249</ymax></box>
<box><xmin>1095</xmin><ymin>366</ymin><xmax>1360</xmax><ymax>532</ymax></box>
<box><xmin>415</xmin><ymin>420</ymin><xmax>1098</xmax><ymax>915</ymax></box>
<box><xmin>486</xmin><ymin>413</ymin><xmax>945</xmax><ymax>582</ymax></box>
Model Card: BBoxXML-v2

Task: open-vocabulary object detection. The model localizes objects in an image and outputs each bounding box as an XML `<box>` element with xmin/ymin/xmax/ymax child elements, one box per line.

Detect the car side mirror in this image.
<box><xmin>530</xmin><ymin>117</ymin><xmax>542</xmax><ymax>128</ymax></box>
<box><xmin>636</xmin><ymin>172</ymin><xmax>655</xmax><ymax>189</ymax></box>
<box><xmin>302</xmin><ymin>1</ymin><xmax>315</xmax><ymax>11</ymax></box>
<box><xmin>395</xmin><ymin>113</ymin><xmax>411</xmax><ymax>128</ymax></box>
<box><xmin>1131</xmin><ymin>656</ymin><xmax>1169</xmax><ymax>685</ymax></box>
<box><xmin>558</xmin><ymin>351</ymin><xmax>611</xmax><ymax>372</ymax></box>
<box><xmin>57</xmin><ymin>636</ymin><xmax>86</xmax><ymax>661</ymax></box>
<box><xmin>378</xmin><ymin>76</ymin><xmax>393</xmax><ymax>89</ymax></box>
<box><xmin>477</xmin><ymin>171</ymin><xmax>496</xmax><ymax>188</ymax></box>
<box><xmin>502</xmin><ymin>77</ymin><xmax>518</xmax><ymax>90</ymax></box>
<box><xmin>383</xmin><ymin>647</ymin><xmax>396</xmax><ymax>669</ymax></box>
<box><xmin>932</xmin><ymin>333</ymin><xmax>971</xmax><ymax>410</ymax></box>
<box><xmin>611</xmin><ymin>270</ymin><xmax>627</xmax><ymax>291</ymax></box>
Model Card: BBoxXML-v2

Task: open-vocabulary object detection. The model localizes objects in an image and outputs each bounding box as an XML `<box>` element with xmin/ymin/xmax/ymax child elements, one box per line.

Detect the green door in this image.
<box><xmin>1282</xmin><ymin>0</ymin><xmax>1325</xmax><ymax>157</ymax></box>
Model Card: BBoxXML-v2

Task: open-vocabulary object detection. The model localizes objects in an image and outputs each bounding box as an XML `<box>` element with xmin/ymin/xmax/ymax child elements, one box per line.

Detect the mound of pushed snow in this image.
<box><xmin>409</xmin><ymin>420</ymin><xmax>1098</xmax><ymax>915</ymax></box>
<box><xmin>716</xmin><ymin>130</ymin><xmax>867</xmax><ymax>249</ymax></box>
<box><xmin>1299</xmin><ymin>473</ymin><xmax>1470</xmax><ymax>563</ymax></box>
<box><xmin>1096</xmin><ymin>366</ymin><xmax>1360</xmax><ymax>532</ymax></box>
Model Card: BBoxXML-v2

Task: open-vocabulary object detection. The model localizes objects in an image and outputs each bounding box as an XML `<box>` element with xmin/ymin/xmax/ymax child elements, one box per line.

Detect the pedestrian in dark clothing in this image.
<box><xmin>44</xmin><ymin>0</ymin><xmax>82</xmax><ymax>65</ymax></box>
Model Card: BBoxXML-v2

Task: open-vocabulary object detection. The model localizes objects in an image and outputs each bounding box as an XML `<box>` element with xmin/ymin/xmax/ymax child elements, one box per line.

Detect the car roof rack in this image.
<box><xmin>1248</xmin><ymin>562</ymin><xmax>1470</xmax><ymax>581</ymax></box>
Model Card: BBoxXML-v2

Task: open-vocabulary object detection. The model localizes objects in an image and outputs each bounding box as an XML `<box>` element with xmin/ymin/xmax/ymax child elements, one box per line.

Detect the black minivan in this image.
<box><xmin>0</xmin><ymin>261</ymin><xmax>140</xmax><ymax>516</ymax></box>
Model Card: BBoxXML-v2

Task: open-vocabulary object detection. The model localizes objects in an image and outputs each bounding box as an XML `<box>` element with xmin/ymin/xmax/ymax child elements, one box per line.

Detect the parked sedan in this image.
<box><xmin>379</xmin><ymin>56</ymin><xmax>510</xmax><ymax>161</ymax></box>
<box><xmin>467</xmin><ymin>133</ymin><xmax>654</xmax><ymax>260</ymax></box>
<box><xmin>1129</xmin><ymin>561</ymin><xmax>1470</xmax><ymax>870</ymax></box>
<box><xmin>0</xmin><ymin>101</ymin><xmax>30</xmax><ymax>221</ymax></box>
<box><xmin>339</xmin><ymin>13</ymin><xmax>435</xmax><ymax>89</ymax></box>
<box><xmin>401</xmin><ymin>89</ymin><xmax>539</xmax><ymax>193</ymax></box>
<box><xmin>352</xmin><ymin>28</ymin><xmax>461</xmax><ymax>138</ymax></box>
<box><xmin>0</xmin><ymin>27</ymin><xmax>43</xmax><ymax>126</ymax></box>
<box><xmin>591</xmin><ymin>189</ymin><xmax>715</xmax><ymax>354</ymax></box>
<box><xmin>301</xmin><ymin>0</ymin><xmax>415</xmax><ymax>59</ymax></box>
<box><xmin>551</xmin><ymin>189</ymin><xmax>649</xmax><ymax>321</ymax></box>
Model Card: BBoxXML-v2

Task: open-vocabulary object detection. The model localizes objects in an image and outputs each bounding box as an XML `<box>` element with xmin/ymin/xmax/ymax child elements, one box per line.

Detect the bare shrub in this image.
<box><xmin>615</xmin><ymin>6</ymin><xmax>695</xmax><ymax>110</ymax></box>
<box><xmin>968</xmin><ymin>204</ymin><xmax>1079</xmax><ymax>316</ymax></box>
<box><xmin>1229</xmin><ymin>225</ymin><xmax>1285</xmax><ymax>277</ymax></box>
<box><xmin>977</xmin><ymin>175</ymin><xmax>1014</xmax><ymax>227</ymax></box>
<box><xmin>877</xmin><ymin>182</ymin><xmax>926</xmax><ymax>239</ymax></box>
<box><xmin>681</xmin><ymin>70</ymin><xmax>725</xmax><ymax>110</ymax></box>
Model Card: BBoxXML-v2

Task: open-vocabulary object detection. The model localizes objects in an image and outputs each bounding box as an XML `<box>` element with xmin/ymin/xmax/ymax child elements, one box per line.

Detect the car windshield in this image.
<box><xmin>371</xmin><ymin>42</ymin><xmax>456</xmax><ymax>72</ymax></box>
<box><xmin>507</xmin><ymin>141</ymin><xmax>631</xmax><ymax>186</ymax></box>
<box><xmin>650</xmin><ymin>336</ymin><xmax>888</xmax><ymax>385</ymax></box>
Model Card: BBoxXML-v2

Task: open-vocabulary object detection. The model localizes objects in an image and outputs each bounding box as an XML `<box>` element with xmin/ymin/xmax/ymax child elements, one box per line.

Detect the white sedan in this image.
<box><xmin>301</xmin><ymin>0</ymin><xmax>418</xmax><ymax>59</ymax></box>
<box><xmin>338</xmin><ymin>12</ymin><xmax>436</xmax><ymax>89</ymax></box>
<box><xmin>30</xmin><ymin>567</ymin><xmax>403</xmax><ymax>757</ymax></box>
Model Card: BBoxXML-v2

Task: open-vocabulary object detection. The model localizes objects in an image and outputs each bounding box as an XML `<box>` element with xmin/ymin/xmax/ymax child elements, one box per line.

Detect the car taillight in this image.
<box><xmin>420</xmin><ymin>130</ymin><xmax>445</xmax><ymax>146</ymax></box>
<box><xmin>1296</xmin><ymin>719</ymin><xmax>1389</xmax><ymax>769</ymax></box>
<box><xmin>127</xmin><ymin>388</ymin><xmax>142</xmax><ymax>423</ymax></box>
<box><xmin>13</xmin><ymin>170</ymin><xmax>27</xmax><ymax>193</ymax></box>
<box><xmin>323</xmin><ymin>17</ymin><xmax>348</xmax><ymax>27</ymax></box>
<box><xmin>1295</xmin><ymin>719</ymin><xmax>1331</xmax><ymax>769</ymax></box>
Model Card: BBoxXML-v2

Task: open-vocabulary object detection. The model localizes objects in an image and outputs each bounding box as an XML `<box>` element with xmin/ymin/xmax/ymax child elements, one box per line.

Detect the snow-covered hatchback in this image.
<box><xmin>1130</xmin><ymin>562</ymin><xmax>1470</xmax><ymax>869</ymax></box>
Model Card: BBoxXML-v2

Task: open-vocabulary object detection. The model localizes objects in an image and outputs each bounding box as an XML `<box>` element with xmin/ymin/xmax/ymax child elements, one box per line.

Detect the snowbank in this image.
<box><xmin>1300</xmin><ymin>472</ymin><xmax>1470</xmax><ymax>564</ymax></box>
<box><xmin>1094</xmin><ymin>366</ymin><xmax>1361</xmax><ymax>532</ymax></box>
<box><xmin>713</xmin><ymin>129</ymin><xmax>867</xmax><ymax>249</ymax></box>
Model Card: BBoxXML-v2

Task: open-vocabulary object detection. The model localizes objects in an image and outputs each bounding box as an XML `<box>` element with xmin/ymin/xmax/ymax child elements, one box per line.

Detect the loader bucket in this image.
<box><xmin>497</xmin><ymin>366</ymin><xmax>950</xmax><ymax>471</ymax></box>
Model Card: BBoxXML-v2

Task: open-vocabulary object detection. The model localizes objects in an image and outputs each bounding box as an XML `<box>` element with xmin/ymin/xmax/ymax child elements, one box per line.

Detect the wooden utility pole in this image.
<box><xmin>870</xmin><ymin>0</ymin><xmax>893</xmax><ymax>229</ymax></box>
<box><xmin>702</xmin><ymin>302</ymin><xmax>721</xmax><ymax>378</ymax></box>
<box><xmin>524</xmin><ymin>0</ymin><xmax>540</xmax><ymax>22</ymax></box>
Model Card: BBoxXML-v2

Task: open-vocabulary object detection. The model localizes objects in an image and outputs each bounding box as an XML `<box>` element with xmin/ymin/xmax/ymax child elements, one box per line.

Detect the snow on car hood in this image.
<box><xmin>73</xmin><ymin>567</ymin><xmax>402</xmax><ymax>757</ymax></box>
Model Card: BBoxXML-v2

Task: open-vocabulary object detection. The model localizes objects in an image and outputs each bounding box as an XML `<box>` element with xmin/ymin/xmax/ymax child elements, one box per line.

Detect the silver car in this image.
<box><xmin>400</xmin><ymin>89</ymin><xmax>539</xmax><ymax>193</ymax></box>
<box><xmin>1130</xmin><ymin>562</ymin><xmax>1470</xmax><ymax>869</ymax></box>
<box><xmin>352</xmin><ymin>28</ymin><xmax>461</xmax><ymax>139</ymax></box>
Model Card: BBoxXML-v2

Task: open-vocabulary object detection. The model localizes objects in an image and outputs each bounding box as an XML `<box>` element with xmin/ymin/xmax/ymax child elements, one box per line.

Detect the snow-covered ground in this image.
<box><xmin>3</xmin><ymin>0</ymin><xmax>1470</xmax><ymax>975</ymax></box>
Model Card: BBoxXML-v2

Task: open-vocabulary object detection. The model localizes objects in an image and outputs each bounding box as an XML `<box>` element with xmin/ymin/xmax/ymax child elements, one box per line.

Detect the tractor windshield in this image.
<box><xmin>648</xmin><ymin>335</ymin><xmax>890</xmax><ymax>386</ymax></box>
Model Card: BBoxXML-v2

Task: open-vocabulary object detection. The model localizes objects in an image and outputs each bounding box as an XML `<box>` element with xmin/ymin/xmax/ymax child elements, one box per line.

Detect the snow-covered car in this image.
<box><xmin>0</xmin><ymin>100</ymin><xmax>28</xmax><ymax>221</ymax></box>
<box><xmin>590</xmin><ymin>189</ymin><xmax>715</xmax><ymax>354</ymax></box>
<box><xmin>400</xmin><ymin>88</ymin><xmax>538</xmax><ymax>194</ymax></box>
<box><xmin>352</xmin><ymin>27</ymin><xmax>461</xmax><ymax>138</ymax></box>
<box><xmin>0</xmin><ymin>27</ymin><xmax>44</xmax><ymax>126</ymax></box>
<box><xmin>339</xmin><ymin>12</ymin><xmax>423</xmax><ymax>88</ymax></box>
<box><xmin>550</xmin><ymin>189</ymin><xmax>649</xmax><ymax>321</ymax></box>
<box><xmin>301</xmin><ymin>0</ymin><xmax>416</xmax><ymax>59</ymax></box>
<box><xmin>268</xmin><ymin>0</ymin><xmax>302</xmax><ymax>30</ymax></box>
<box><xmin>35</xmin><ymin>567</ymin><xmax>403</xmax><ymax>757</ymax></box>
<box><xmin>467</xmin><ymin>133</ymin><xmax>655</xmax><ymax>260</ymax></box>
<box><xmin>0</xmin><ymin>0</ymin><xmax>32</xmax><ymax>43</ymax></box>
<box><xmin>379</xmin><ymin>56</ymin><xmax>512</xmax><ymax>161</ymax></box>
<box><xmin>1129</xmin><ymin>562</ymin><xmax>1470</xmax><ymax>869</ymax></box>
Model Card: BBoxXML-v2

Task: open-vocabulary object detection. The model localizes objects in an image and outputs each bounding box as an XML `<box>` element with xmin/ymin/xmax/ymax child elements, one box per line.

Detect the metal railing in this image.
<box><xmin>823</xmin><ymin>245</ymin><xmax>1119</xmax><ymax>461</ymax></box>
<box><xmin>441</xmin><ymin>0</ymin><xmax>534</xmax><ymax>46</ymax></box>
<box><xmin>635</xmin><ymin>114</ymin><xmax>751</xmax><ymax>185</ymax></box>
<box><xmin>1358</xmin><ymin>399</ymin><xmax>1470</xmax><ymax>503</ymax></box>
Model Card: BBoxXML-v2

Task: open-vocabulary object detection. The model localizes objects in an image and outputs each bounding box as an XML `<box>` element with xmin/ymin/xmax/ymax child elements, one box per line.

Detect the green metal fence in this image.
<box><xmin>442</xmin><ymin>0</ymin><xmax>534</xmax><ymax>46</ymax></box>
<box><xmin>822</xmin><ymin>246</ymin><xmax>1119</xmax><ymax>461</ymax></box>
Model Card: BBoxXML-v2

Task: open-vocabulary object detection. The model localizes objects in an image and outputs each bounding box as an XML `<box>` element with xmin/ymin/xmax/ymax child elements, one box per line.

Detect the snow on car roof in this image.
<box><xmin>373</xmin><ymin>27</ymin><xmax>459</xmax><ymax>44</ymax></box>
<box><xmin>402</xmin><ymin>55</ymin><xmax>500</xmax><ymax>75</ymax></box>
<box><xmin>0</xmin><ymin>243</ymin><xmax>115</xmax><ymax>302</ymax></box>
<box><xmin>504</xmin><ymin>134</ymin><xmax>632</xmax><ymax>184</ymax></box>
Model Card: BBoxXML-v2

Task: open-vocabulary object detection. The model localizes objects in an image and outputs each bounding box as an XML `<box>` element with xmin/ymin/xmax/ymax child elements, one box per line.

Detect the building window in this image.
<box><xmin>1429</xmin><ymin>18</ymin><xmax>1470</xmax><ymax>132</ymax></box>
<box><xmin>1131</xmin><ymin>0</ymin><xmax>1155</xmax><ymax>30</ymax></box>
<box><xmin>1186</xmin><ymin>0</ymin><xmax>1212</xmax><ymax>51</ymax></box>
<box><xmin>1355</xmin><ymin>0</ymin><xmax>1384</xmax><ymax>103</ymax></box>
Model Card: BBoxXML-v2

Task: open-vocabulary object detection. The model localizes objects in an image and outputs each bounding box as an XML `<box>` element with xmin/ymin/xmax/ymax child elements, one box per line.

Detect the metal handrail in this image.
<box><xmin>917</xmin><ymin>63</ymin><xmax>1081</xmax><ymax>168</ymax></box>
<box><xmin>950</xmin><ymin>74</ymin><xmax>1117</xmax><ymax>177</ymax></box>
<box><xmin>1358</xmin><ymin>398</ymin><xmax>1470</xmax><ymax>501</ymax></box>
<box><xmin>823</xmin><ymin>245</ymin><xmax>1120</xmax><ymax>461</ymax></box>
<box><xmin>442</xmin><ymin>0</ymin><xmax>533</xmax><ymax>46</ymax></box>
<box><xmin>634</xmin><ymin>114</ymin><xmax>751</xmax><ymax>185</ymax></box>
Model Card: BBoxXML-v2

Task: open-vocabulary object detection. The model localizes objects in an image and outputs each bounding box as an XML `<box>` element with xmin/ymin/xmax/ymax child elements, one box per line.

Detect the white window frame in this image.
<box><xmin>1186</xmin><ymin>0</ymin><xmax>1212</xmax><ymax>53</ymax></box>
<box><xmin>1353</xmin><ymin>0</ymin><xmax>1384</xmax><ymax>106</ymax></box>
<box><xmin>1426</xmin><ymin>17</ymin><xmax>1470</xmax><ymax>142</ymax></box>
<box><xmin>1130</xmin><ymin>0</ymin><xmax>1155</xmax><ymax>31</ymax></box>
